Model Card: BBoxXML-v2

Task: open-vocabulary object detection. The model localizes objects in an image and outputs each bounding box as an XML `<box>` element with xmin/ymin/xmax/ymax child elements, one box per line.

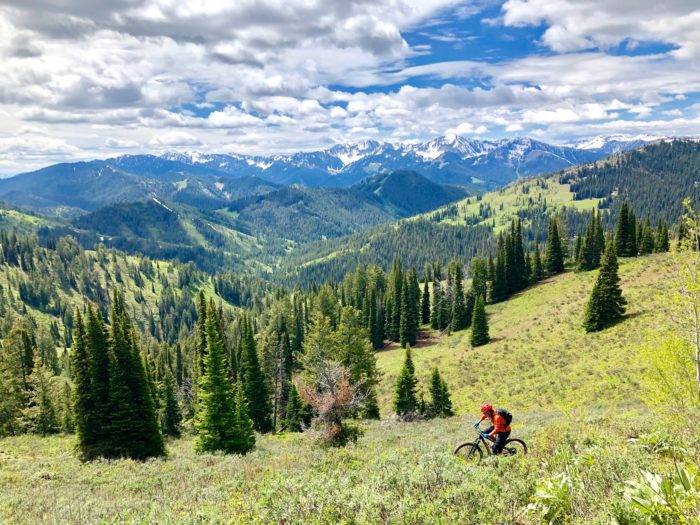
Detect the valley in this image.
<box><xmin>0</xmin><ymin>138</ymin><xmax>698</xmax><ymax>525</ymax></box>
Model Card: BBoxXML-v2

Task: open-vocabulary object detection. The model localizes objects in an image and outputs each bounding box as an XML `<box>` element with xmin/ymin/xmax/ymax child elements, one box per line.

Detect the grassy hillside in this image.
<box><xmin>3</xmin><ymin>412</ymin><xmax>695</xmax><ymax>524</ymax></box>
<box><xmin>2</xmin><ymin>252</ymin><xmax>697</xmax><ymax>524</ymax></box>
<box><xmin>374</xmin><ymin>253</ymin><xmax>674</xmax><ymax>414</ymax></box>
<box><xmin>282</xmin><ymin>141</ymin><xmax>699</xmax><ymax>284</ymax></box>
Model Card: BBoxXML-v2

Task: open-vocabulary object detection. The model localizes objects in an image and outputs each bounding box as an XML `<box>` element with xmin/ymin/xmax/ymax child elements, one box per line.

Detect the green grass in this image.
<box><xmin>421</xmin><ymin>175</ymin><xmax>601</xmax><ymax>233</ymax></box>
<box><xmin>376</xmin><ymin>253</ymin><xmax>675</xmax><ymax>415</ymax></box>
<box><xmin>1</xmin><ymin>413</ymin><xmax>696</xmax><ymax>524</ymax></box>
<box><xmin>2</xmin><ymin>253</ymin><xmax>697</xmax><ymax>524</ymax></box>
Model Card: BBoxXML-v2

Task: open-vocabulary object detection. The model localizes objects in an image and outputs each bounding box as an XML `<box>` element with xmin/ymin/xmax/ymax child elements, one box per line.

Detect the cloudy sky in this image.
<box><xmin>0</xmin><ymin>0</ymin><xmax>699</xmax><ymax>174</ymax></box>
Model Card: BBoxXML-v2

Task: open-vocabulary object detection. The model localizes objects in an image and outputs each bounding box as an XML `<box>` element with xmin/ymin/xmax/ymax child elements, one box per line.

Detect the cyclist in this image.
<box><xmin>473</xmin><ymin>403</ymin><xmax>511</xmax><ymax>455</ymax></box>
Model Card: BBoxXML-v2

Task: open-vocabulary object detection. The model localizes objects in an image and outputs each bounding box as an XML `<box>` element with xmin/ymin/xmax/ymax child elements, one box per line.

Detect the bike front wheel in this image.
<box><xmin>503</xmin><ymin>438</ymin><xmax>528</xmax><ymax>456</ymax></box>
<box><xmin>454</xmin><ymin>442</ymin><xmax>483</xmax><ymax>464</ymax></box>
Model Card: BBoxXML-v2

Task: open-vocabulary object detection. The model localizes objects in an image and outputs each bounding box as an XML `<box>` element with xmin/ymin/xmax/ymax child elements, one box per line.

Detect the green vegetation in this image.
<box><xmin>1</xmin><ymin>410</ymin><xmax>696</xmax><ymax>523</ymax></box>
<box><xmin>583</xmin><ymin>240</ymin><xmax>626</xmax><ymax>333</ymax></box>
<box><xmin>1</xmin><ymin>142</ymin><xmax>699</xmax><ymax>522</ymax></box>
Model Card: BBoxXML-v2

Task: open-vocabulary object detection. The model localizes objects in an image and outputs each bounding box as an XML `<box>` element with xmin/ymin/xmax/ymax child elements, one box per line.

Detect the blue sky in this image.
<box><xmin>0</xmin><ymin>0</ymin><xmax>698</xmax><ymax>173</ymax></box>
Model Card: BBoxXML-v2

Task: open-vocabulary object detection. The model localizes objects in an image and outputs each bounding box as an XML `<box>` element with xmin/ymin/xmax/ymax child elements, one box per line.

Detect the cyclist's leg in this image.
<box><xmin>492</xmin><ymin>431</ymin><xmax>510</xmax><ymax>454</ymax></box>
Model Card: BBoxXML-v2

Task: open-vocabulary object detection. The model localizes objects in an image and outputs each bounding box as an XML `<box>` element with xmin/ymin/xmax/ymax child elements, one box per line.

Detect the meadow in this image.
<box><xmin>1</xmin><ymin>252</ymin><xmax>698</xmax><ymax>524</ymax></box>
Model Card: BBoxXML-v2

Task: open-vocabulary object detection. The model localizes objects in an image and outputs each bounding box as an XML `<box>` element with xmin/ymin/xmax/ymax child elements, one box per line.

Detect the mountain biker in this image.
<box><xmin>473</xmin><ymin>403</ymin><xmax>511</xmax><ymax>455</ymax></box>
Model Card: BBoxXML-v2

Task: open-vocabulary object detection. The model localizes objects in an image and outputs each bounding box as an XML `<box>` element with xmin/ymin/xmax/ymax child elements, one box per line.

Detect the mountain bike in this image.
<box><xmin>454</xmin><ymin>427</ymin><xmax>528</xmax><ymax>463</ymax></box>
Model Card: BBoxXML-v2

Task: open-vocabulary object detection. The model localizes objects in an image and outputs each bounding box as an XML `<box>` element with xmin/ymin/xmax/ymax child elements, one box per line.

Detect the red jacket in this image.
<box><xmin>480</xmin><ymin>411</ymin><xmax>511</xmax><ymax>436</ymax></box>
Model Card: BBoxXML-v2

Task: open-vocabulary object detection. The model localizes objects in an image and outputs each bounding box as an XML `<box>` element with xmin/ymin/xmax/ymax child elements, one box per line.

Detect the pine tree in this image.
<box><xmin>628</xmin><ymin>209</ymin><xmax>638</xmax><ymax>256</ymax></box>
<box><xmin>60</xmin><ymin>381</ymin><xmax>74</xmax><ymax>433</ymax></box>
<box><xmin>399</xmin><ymin>279</ymin><xmax>411</xmax><ymax>348</ymax></box>
<box><xmin>241</xmin><ymin>318</ymin><xmax>273</xmax><ymax>433</ymax></box>
<box><xmin>195</xmin><ymin>305</ymin><xmax>244</xmax><ymax>453</ymax></box>
<box><xmin>231</xmin><ymin>381</ymin><xmax>255</xmax><ymax>453</ymax></box>
<box><xmin>578</xmin><ymin>210</ymin><xmax>604</xmax><ymax>271</ymax></box>
<box><xmin>615</xmin><ymin>202</ymin><xmax>638</xmax><ymax>257</ymax></box>
<box><xmin>72</xmin><ymin>311</ymin><xmax>98</xmax><ymax>459</ymax></box>
<box><xmin>470</xmin><ymin>257</ymin><xmax>488</xmax><ymax>300</ymax></box>
<box><xmin>196</xmin><ymin>290</ymin><xmax>207</xmax><ymax>376</ymax></box>
<box><xmin>283</xmin><ymin>383</ymin><xmax>304</xmax><ymax>432</ymax></box>
<box><xmin>450</xmin><ymin>265</ymin><xmax>469</xmax><ymax>332</ymax></box>
<box><xmin>470</xmin><ymin>295</ymin><xmax>489</xmax><ymax>347</ymax></box>
<box><xmin>106</xmin><ymin>292</ymin><xmax>164</xmax><ymax>459</ymax></box>
<box><xmin>393</xmin><ymin>348</ymin><xmax>418</xmax><ymax>417</ymax></box>
<box><xmin>639</xmin><ymin>219</ymin><xmax>655</xmax><ymax>255</ymax></box>
<box><xmin>513</xmin><ymin>220</ymin><xmax>528</xmax><ymax>291</ymax></box>
<box><xmin>407</xmin><ymin>269</ymin><xmax>420</xmax><ymax>344</ymax></box>
<box><xmin>430</xmin><ymin>281</ymin><xmax>441</xmax><ymax>330</ymax></box>
<box><xmin>174</xmin><ymin>344</ymin><xmax>184</xmax><ymax>387</ymax></box>
<box><xmin>162</xmin><ymin>370</ymin><xmax>182</xmax><ymax>437</ymax></box>
<box><xmin>429</xmin><ymin>367</ymin><xmax>453</xmax><ymax>418</ymax></box>
<box><xmin>583</xmin><ymin>240</ymin><xmax>627</xmax><ymax>332</ymax></box>
<box><xmin>421</xmin><ymin>280</ymin><xmax>430</xmax><ymax>325</ymax></box>
<box><xmin>84</xmin><ymin>306</ymin><xmax>112</xmax><ymax>458</ymax></box>
<box><xmin>387</xmin><ymin>260</ymin><xmax>403</xmax><ymax>342</ymax></box>
<box><xmin>531</xmin><ymin>249</ymin><xmax>544</xmax><ymax>283</ymax></box>
<box><xmin>491</xmin><ymin>235</ymin><xmax>508</xmax><ymax>302</ymax></box>
<box><xmin>545</xmin><ymin>218</ymin><xmax>565</xmax><ymax>275</ymax></box>
<box><xmin>655</xmin><ymin>221</ymin><xmax>670</xmax><ymax>252</ymax></box>
<box><xmin>24</xmin><ymin>363</ymin><xmax>60</xmax><ymax>435</ymax></box>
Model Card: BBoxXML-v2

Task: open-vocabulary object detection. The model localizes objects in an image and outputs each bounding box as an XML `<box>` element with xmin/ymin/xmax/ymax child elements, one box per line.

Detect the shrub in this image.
<box><xmin>297</xmin><ymin>361</ymin><xmax>365</xmax><ymax>447</ymax></box>
<box><xmin>525</xmin><ymin>472</ymin><xmax>575</xmax><ymax>525</ymax></box>
<box><xmin>621</xmin><ymin>467</ymin><xmax>700</xmax><ymax>524</ymax></box>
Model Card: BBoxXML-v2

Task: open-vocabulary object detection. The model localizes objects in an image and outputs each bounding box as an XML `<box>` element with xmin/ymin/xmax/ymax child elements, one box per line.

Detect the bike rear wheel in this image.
<box><xmin>454</xmin><ymin>443</ymin><xmax>483</xmax><ymax>463</ymax></box>
<box><xmin>502</xmin><ymin>438</ymin><xmax>527</xmax><ymax>456</ymax></box>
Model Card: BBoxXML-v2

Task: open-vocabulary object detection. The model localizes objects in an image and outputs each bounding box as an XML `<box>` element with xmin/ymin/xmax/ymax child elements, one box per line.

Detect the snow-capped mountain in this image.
<box><xmin>571</xmin><ymin>134</ymin><xmax>664</xmax><ymax>155</ymax></box>
<box><xmin>2</xmin><ymin>134</ymin><xmax>664</xmax><ymax>216</ymax></box>
<box><xmin>156</xmin><ymin>134</ymin><xmax>660</xmax><ymax>189</ymax></box>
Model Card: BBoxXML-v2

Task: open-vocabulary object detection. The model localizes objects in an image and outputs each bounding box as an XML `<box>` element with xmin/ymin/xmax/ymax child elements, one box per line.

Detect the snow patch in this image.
<box><xmin>151</xmin><ymin>197</ymin><xmax>174</xmax><ymax>213</ymax></box>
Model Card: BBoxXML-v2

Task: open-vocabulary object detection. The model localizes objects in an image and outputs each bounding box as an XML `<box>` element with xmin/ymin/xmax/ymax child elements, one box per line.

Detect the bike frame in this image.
<box><xmin>472</xmin><ymin>429</ymin><xmax>496</xmax><ymax>455</ymax></box>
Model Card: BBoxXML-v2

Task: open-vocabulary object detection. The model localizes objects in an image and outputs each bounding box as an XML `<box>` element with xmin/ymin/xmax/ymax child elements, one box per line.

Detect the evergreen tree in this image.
<box><xmin>393</xmin><ymin>348</ymin><xmax>418</xmax><ymax>417</ymax></box>
<box><xmin>23</xmin><ymin>363</ymin><xmax>60</xmax><ymax>435</ymax></box>
<box><xmin>72</xmin><ymin>311</ymin><xmax>98</xmax><ymax>459</ymax></box>
<box><xmin>195</xmin><ymin>305</ymin><xmax>251</xmax><ymax>454</ymax></box>
<box><xmin>84</xmin><ymin>306</ymin><xmax>111</xmax><ymax>458</ymax></box>
<box><xmin>162</xmin><ymin>370</ymin><xmax>182</xmax><ymax>437</ymax></box>
<box><xmin>450</xmin><ymin>264</ymin><xmax>469</xmax><ymax>332</ymax></box>
<box><xmin>583</xmin><ymin>240</ymin><xmax>627</xmax><ymax>332</ymax></box>
<box><xmin>387</xmin><ymin>260</ymin><xmax>403</xmax><ymax>341</ymax></box>
<box><xmin>241</xmin><ymin>318</ymin><xmax>273</xmax><ymax>433</ymax></box>
<box><xmin>531</xmin><ymin>249</ymin><xmax>544</xmax><ymax>283</ymax></box>
<box><xmin>639</xmin><ymin>219</ymin><xmax>655</xmax><ymax>255</ymax></box>
<box><xmin>655</xmin><ymin>221</ymin><xmax>670</xmax><ymax>252</ymax></box>
<box><xmin>470</xmin><ymin>295</ymin><xmax>489</xmax><ymax>347</ymax></box>
<box><xmin>513</xmin><ymin>220</ymin><xmax>528</xmax><ymax>291</ymax></box>
<box><xmin>430</xmin><ymin>281</ymin><xmax>441</xmax><ymax>330</ymax></box>
<box><xmin>578</xmin><ymin>210</ymin><xmax>605</xmax><ymax>270</ymax></box>
<box><xmin>615</xmin><ymin>202</ymin><xmax>638</xmax><ymax>257</ymax></box>
<box><xmin>231</xmin><ymin>381</ymin><xmax>255</xmax><ymax>453</ymax></box>
<box><xmin>491</xmin><ymin>235</ymin><xmax>508</xmax><ymax>302</ymax></box>
<box><xmin>421</xmin><ymin>280</ymin><xmax>430</xmax><ymax>325</ymax></box>
<box><xmin>407</xmin><ymin>268</ymin><xmax>420</xmax><ymax>344</ymax></box>
<box><xmin>196</xmin><ymin>290</ymin><xmax>207</xmax><ymax>375</ymax></box>
<box><xmin>429</xmin><ymin>367</ymin><xmax>453</xmax><ymax>418</ymax></box>
<box><xmin>545</xmin><ymin>218</ymin><xmax>565</xmax><ymax>275</ymax></box>
<box><xmin>174</xmin><ymin>344</ymin><xmax>184</xmax><ymax>387</ymax></box>
<box><xmin>470</xmin><ymin>257</ymin><xmax>488</xmax><ymax>300</ymax></box>
<box><xmin>60</xmin><ymin>381</ymin><xmax>74</xmax><ymax>433</ymax></box>
<box><xmin>106</xmin><ymin>292</ymin><xmax>165</xmax><ymax>459</ymax></box>
<box><xmin>283</xmin><ymin>383</ymin><xmax>304</xmax><ymax>432</ymax></box>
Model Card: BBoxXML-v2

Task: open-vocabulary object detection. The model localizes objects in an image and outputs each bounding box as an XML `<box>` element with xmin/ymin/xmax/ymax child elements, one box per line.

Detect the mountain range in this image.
<box><xmin>0</xmin><ymin>134</ymin><xmax>663</xmax><ymax>217</ymax></box>
<box><xmin>164</xmin><ymin>134</ymin><xmax>661</xmax><ymax>188</ymax></box>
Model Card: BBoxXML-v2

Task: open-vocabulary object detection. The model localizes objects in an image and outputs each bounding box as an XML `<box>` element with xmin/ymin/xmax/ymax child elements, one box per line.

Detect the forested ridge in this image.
<box><xmin>0</xmin><ymin>141</ymin><xmax>698</xmax><ymax>523</ymax></box>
